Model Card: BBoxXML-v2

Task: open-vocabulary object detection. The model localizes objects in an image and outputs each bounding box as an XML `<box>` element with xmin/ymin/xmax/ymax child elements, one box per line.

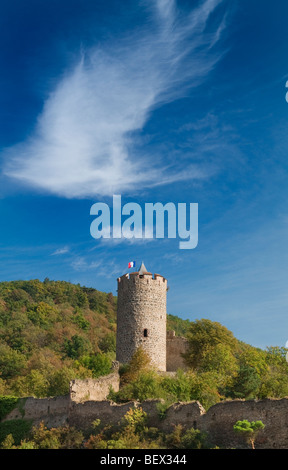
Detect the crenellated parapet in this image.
<box><xmin>116</xmin><ymin>262</ymin><xmax>167</xmax><ymax>371</ymax></box>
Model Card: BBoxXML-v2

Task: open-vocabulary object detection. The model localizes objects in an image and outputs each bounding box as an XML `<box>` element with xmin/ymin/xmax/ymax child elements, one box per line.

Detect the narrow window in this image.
<box><xmin>143</xmin><ymin>329</ymin><xmax>148</xmax><ymax>337</ymax></box>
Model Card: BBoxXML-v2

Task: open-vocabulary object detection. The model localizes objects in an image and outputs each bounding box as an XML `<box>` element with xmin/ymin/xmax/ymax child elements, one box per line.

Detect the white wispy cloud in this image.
<box><xmin>2</xmin><ymin>0</ymin><xmax>227</xmax><ymax>198</ymax></box>
<box><xmin>51</xmin><ymin>246</ymin><xmax>70</xmax><ymax>256</ymax></box>
<box><xmin>71</xmin><ymin>256</ymin><xmax>121</xmax><ymax>278</ymax></box>
<box><xmin>71</xmin><ymin>257</ymin><xmax>101</xmax><ymax>271</ymax></box>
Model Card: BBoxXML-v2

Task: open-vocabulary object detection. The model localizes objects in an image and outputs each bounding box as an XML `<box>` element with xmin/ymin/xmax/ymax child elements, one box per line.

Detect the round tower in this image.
<box><xmin>116</xmin><ymin>262</ymin><xmax>167</xmax><ymax>371</ymax></box>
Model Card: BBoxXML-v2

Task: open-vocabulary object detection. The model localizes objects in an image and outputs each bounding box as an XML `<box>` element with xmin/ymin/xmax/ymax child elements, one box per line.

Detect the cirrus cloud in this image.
<box><xmin>2</xmin><ymin>0</ymin><xmax>228</xmax><ymax>198</ymax></box>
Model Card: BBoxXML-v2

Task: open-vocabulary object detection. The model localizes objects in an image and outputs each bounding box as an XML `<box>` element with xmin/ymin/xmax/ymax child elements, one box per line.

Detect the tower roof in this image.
<box><xmin>138</xmin><ymin>261</ymin><xmax>149</xmax><ymax>275</ymax></box>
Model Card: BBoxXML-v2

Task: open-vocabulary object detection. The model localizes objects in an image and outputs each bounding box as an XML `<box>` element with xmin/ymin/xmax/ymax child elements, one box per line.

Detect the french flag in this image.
<box><xmin>128</xmin><ymin>261</ymin><xmax>136</xmax><ymax>269</ymax></box>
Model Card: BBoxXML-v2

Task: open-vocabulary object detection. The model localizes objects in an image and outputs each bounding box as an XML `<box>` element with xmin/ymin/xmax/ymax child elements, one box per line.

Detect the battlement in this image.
<box><xmin>116</xmin><ymin>262</ymin><xmax>167</xmax><ymax>371</ymax></box>
<box><xmin>117</xmin><ymin>272</ymin><xmax>167</xmax><ymax>286</ymax></box>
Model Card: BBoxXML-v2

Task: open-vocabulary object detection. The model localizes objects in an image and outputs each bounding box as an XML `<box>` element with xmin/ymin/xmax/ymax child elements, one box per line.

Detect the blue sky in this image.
<box><xmin>0</xmin><ymin>0</ymin><xmax>288</xmax><ymax>349</ymax></box>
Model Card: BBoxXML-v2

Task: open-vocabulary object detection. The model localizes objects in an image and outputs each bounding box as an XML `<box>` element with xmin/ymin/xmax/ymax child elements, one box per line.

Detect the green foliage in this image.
<box><xmin>1</xmin><ymin>279</ymin><xmax>288</xmax><ymax>406</ymax></box>
<box><xmin>180</xmin><ymin>427</ymin><xmax>208</xmax><ymax>449</ymax></box>
<box><xmin>78</xmin><ymin>353</ymin><xmax>112</xmax><ymax>378</ymax></box>
<box><xmin>0</xmin><ymin>433</ymin><xmax>17</xmax><ymax>449</ymax></box>
<box><xmin>112</xmin><ymin>368</ymin><xmax>221</xmax><ymax>410</ymax></box>
<box><xmin>225</xmin><ymin>364</ymin><xmax>261</xmax><ymax>399</ymax></box>
<box><xmin>99</xmin><ymin>332</ymin><xmax>116</xmax><ymax>353</ymax></box>
<box><xmin>85</xmin><ymin>407</ymin><xmax>162</xmax><ymax>450</ymax></box>
<box><xmin>120</xmin><ymin>347</ymin><xmax>154</xmax><ymax>385</ymax></box>
<box><xmin>121</xmin><ymin>407</ymin><xmax>148</xmax><ymax>433</ymax></box>
<box><xmin>28</xmin><ymin>422</ymin><xmax>84</xmax><ymax>449</ymax></box>
<box><xmin>0</xmin><ymin>419</ymin><xmax>32</xmax><ymax>446</ymax></box>
<box><xmin>63</xmin><ymin>334</ymin><xmax>92</xmax><ymax>359</ymax></box>
<box><xmin>167</xmin><ymin>314</ymin><xmax>191</xmax><ymax>337</ymax></box>
<box><xmin>0</xmin><ymin>396</ymin><xmax>19</xmax><ymax>421</ymax></box>
<box><xmin>72</xmin><ymin>310</ymin><xmax>90</xmax><ymax>331</ymax></box>
<box><xmin>234</xmin><ymin>419</ymin><xmax>265</xmax><ymax>434</ymax></box>
<box><xmin>47</xmin><ymin>366</ymin><xmax>81</xmax><ymax>396</ymax></box>
<box><xmin>83</xmin><ymin>287</ymin><xmax>116</xmax><ymax>321</ymax></box>
<box><xmin>165</xmin><ymin>424</ymin><xmax>208</xmax><ymax>449</ymax></box>
<box><xmin>233</xmin><ymin>419</ymin><xmax>265</xmax><ymax>449</ymax></box>
<box><xmin>0</xmin><ymin>379</ymin><xmax>8</xmax><ymax>396</ymax></box>
<box><xmin>0</xmin><ymin>343</ymin><xmax>27</xmax><ymax>379</ymax></box>
<box><xmin>113</xmin><ymin>371</ymin><xmax>162</xmax><ymax>403</ymax></box>
<box><xmin>0</xmin><ymin>279</ymin><xmax>117</xmax><ymax>398</ymax></box>
<box><xmin>258</xmin><ymin>347</ymin><xmax>288</xmax><ymax>399</ymax></box>
<box><xmin>160</xmin><ymin>370</ymin><xmax>193</xmax><ymax>402</ymax></box>
<box><xmin>156</xmin><ymin>401</ymin><xmax>171</xmax><ymax>420</ymax></box>
<box><xmin>184</xmin><ymin>319</ymin><xmax>238</xmax><ymax>372</ymax></box>
<box><xmin>176</xmin><ymin>318</ymin><xmax>288</xmax><ymax>404</ymax></box>
<box><xmin>27</xmin><ymin>302</ymin><xmax>59</xmax><ymax>327</ymax></box>
<box><xmin>2</xmin><ymin>421</ymin><xmax>85</xmax><ymax>449</ymax></box>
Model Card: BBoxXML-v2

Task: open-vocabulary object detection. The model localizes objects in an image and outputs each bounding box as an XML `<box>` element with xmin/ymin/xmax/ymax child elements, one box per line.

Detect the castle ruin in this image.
<box><xmin>116</xmin><ymin>262</ymin><xmax>168</xmax><ymax>371</ymax></box>
<box><xmin>2</xmin><ymin>264</ymin><xmax>287</xmax><ymax>448</ymax></box>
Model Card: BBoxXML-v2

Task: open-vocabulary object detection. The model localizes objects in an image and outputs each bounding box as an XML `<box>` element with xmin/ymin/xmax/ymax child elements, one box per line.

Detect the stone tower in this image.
<box><xmin>116</xmin><ymin>262</ymin><xmax>167</xmax><ymax>371</ymax></box>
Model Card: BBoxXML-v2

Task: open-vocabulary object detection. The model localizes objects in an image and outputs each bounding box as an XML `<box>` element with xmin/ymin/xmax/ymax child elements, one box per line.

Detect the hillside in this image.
<box><xmin>0</xmin><ymin>279</ymin><xmax>189</xmax><ymax>398</ymax></box>
<box><xmin>0</xmin><ymin>279</ymin><xmax>287</xmax><ymax>406</ymax></box>
<box><xmin>0</xmin><ymin>279</ymin><xmax>118</xmax><ymax>397</ymax></box>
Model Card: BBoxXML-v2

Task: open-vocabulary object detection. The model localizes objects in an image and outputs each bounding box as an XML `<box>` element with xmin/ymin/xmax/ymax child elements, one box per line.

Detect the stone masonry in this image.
<box><xmin>3</xmin><ymin>395</ymin><xmax>288</xmax><ymax>448</ymax></box>
<box><xmin>69</xmin><ymin>372</ymin><xmax>120</xmax><ymax>403</ymax></box>
<box><xmin>116</xmin><ymin>263</ymin><xmax>167</xmax><ymax>371</ymax></box>
<box><xmin>166</xmin><ymin>330</ymin><xmax>189</xmax><ymax>371</ymax></box>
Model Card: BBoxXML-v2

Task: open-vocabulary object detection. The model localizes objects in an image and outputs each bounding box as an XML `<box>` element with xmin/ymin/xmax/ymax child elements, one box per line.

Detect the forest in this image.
<box><xmin>0</xmin><ymin>279</ymin><xmax>288</xmax><ymax>448</ymax></box>
<box><xmin>0</xmin><ymin>278</ymin><xmax>287</xmax><ymax>403</ymax></box>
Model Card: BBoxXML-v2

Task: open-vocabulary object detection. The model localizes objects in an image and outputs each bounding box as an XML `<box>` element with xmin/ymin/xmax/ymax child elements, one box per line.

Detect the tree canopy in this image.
<box><xmin>0</xmin><ymin>280</ymin><xmax>287</xmax><ymax>405</ymax></box>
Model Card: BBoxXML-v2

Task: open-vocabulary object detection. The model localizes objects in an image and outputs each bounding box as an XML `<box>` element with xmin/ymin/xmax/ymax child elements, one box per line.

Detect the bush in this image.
<box><xmin>72</xmin><ymin>311</ymin><xmax>90</xmax><ymax>331</ymax></box>
<box><xmin>78</xmin><ymin>353</ymin><xmax>112</xmax><ymax>378</ymax></box>
<box><xmin>0</xmin><ymin>396</ymin><xmax>19</xmax><ymax>421</ymax></box>
<box><xmin>112</xmin><ymin>372</ymin><xmax>162</xmax><ymax>403</ymax></box>
<box><xmin>0</xmin><ymin>344</ymin><xmax>27</xmax><ymax>379</ymax></box>
<box><xmin>120</xmin><ymin>347</ymin><xmax>154</xmax><ymax>384</ymax></box>
<box><xmin>181</xmin><ymin>428</ymin><xmax>208</xmax><ymax>449</ymax></box>
<box><xmin>99</xmin><ymin>333</ymin><xmax>116</xmax><ymax>353</ymax></box>
<box><xmin>31</xmin><ymin>422</ymin><xmax>84</xmax><ymax>449</ymax></box>
<box><xmin>165</xmin><ymin>424</ymin><xmax>207</xmax><ymax>449</ymax></box>
<box><xmin>0</xmin><ymin>419</ymin><xmax>32</xmax><ymax>446</ymax></box>
<box><xmin>63</xmin><ymin>335</ymin><xmax>92</xmax><ymax>359</ymax></box>
<box><xmin>85</xmin><ymin>407</ymin><xmax>162</xmax><ymax>450</ymax></box>
<box><xmin>233</xmin><ymin>419</ymin><xmax>265</xmax><ymax>449</ymax></box>
<box><xmin>27</xmin><ymin>302</ymin><xmax>59</xmax><ymax>327</ymax></box>
<box><xmin>5</xmin><ymin>422</ymin><xmax>85</xmax><ymax>449</ymax></box>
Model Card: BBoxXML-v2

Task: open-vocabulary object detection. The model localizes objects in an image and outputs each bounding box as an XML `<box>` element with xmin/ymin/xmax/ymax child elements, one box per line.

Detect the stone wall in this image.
<box><xmin>200</xmin><ymin>398</ymin><xmax>288</xmax><ymax>449</ymax></box>
<box><xmin>117</xmin><ymin>272</ymin><xmax>167</xmax><ymax>371</ymax></box>
<box><xmin>166</xmin><ymin>331</ymin><xmax>189</xmax><ymax>371</ymax></box>
<box><xmin>70</xmin><ymin>372</ymin><xmax>120</xmax><ymax>403</ymax></box>
<box><xmin>68</xmin><ymin>400</ymin><xmax>138</xmax><ymax>430</ymax></box>
<box><xmin>3</xmin><ymin>396</ymin><xmax>288</xmax><ymax>448</ymax></box>
<box><xmin>3</xmin><ymin>395</ymin><xmax>70</xmax><ymax>428</ymax></box>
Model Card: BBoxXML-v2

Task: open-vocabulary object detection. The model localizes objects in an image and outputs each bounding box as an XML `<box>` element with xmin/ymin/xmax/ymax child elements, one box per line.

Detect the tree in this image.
<box><xmin>0</xmin><ymin>343</ymin><xmax>27</xmax><ymax>379</ymax></box>
<box><xmin>259</xmin><ymin>347</ymin><xmax>288</xmax><ymax>398</ymax></box>
<box><xmin>78</xmin><ymin>353</ymin><xmax>112</xmax><ymax>378</ymax></box>
<box><xmin>233</xmin><ymin>419</ymin><xmax>265</xmax><ymax>449</ymax></box>
<box><xmin>183</xmin><ymin>319</ymin><xmax>239</xmax><ymax>395</ymax></box>
<box><xmin>183</xmin><ymin>319</ymin><xmax>238</xmax><ymax>372</ymax></box>
<box><xmin>120</xmin><ymin>347</ymin><xmax>154</xmax><ymax>384</ymax></box>
<box><xmin>27</xmin><ymin>301</ymin><xmax>58</xmax><ymax>327</ymax></box>
<box><xmin>99</xmin><ymin>333</ymin><xmax>116</xmax><ymax>353</ymax></box>
<box><xmin>225</xmin><ymin>364</ymin><xmax>261</xmax><ymax>399</ymax></box>
<box><xmin>63</xmin><ymin>335</ymin><xmax>92</xmax><ymax>359</ymax></box>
